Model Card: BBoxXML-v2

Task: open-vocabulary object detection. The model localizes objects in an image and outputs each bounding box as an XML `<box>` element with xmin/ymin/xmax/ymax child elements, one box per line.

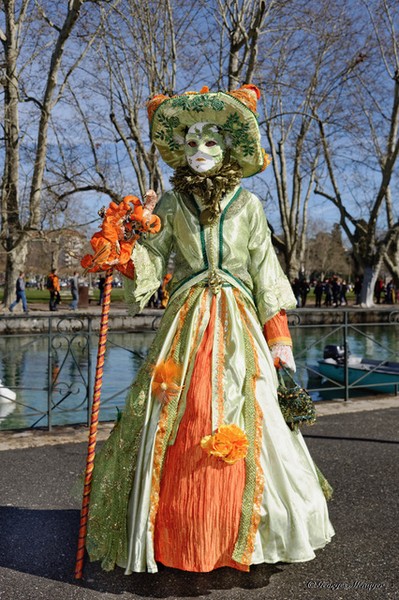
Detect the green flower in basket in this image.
<box><xmin>277</xmin><ymin>366</ymin><xmax>316</xmax><ymax>432</ymax></box>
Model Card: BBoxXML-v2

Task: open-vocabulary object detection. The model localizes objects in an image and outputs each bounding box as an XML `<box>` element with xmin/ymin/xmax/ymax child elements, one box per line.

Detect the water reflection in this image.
<box><xmin>0</xmin><ymin>323</ymin><xmax>398</xmax><ymax>429</ymax></box>
<box><xmin>0</xmin><ymin>331</ymin><xmax>155</xmax><ymax>430</ymax></box>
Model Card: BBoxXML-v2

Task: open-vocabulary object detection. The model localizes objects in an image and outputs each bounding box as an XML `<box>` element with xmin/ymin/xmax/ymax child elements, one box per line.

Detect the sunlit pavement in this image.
<box><xmin>0</xmin><ymin>405</ymin><xmax>398</xmax><ymax>600</ymax></box>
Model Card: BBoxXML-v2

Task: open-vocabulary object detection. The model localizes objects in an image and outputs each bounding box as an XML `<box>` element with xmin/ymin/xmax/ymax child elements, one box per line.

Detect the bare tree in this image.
<box><xmin>314</xmin><ymin>0</ymin><xmax>399</xmax><ymax>306</ymax></box>
<box><xmin>255</xmin><ymin>0</ymin><xmax>359</xmax><ymax>279</ymax></box>
<box><xmin>306</xmin><ymin>223</ymin><xmax>351</xmax><ymax>281</ymax></box>
<box><xmin>0</xmin><ymin>0</ymin><xmax>117</xmax><ymax>307</ymax></box>
<box><xmin>45</xmin><ymin>0</ymin><xmax>200</xmax><ymax>209</ymax></box>
<box><xmin>101</xmin><ymin>0</ymin><xmax>179</xmax><ymax>196</ymax></box>
<box><xmin>214</xmin><ymin>0</ymin><xmax>272</xmax><ymax>89</ymax></box>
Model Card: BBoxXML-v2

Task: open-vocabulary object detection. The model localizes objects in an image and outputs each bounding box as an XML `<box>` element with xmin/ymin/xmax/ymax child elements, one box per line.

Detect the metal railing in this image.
<box><xmin>0</xmin><ymin>314</ymin><xmax>153</xmax><ymax>431</ymax></box>
<box><xmin>0</xmin><ymin>309</ymin><xmax>398</xmax><ymax>431</ymax></box>
<box><xmin>288</xmin><ymin>309</ymin><xmax>399</xmax><ymax>401</ymax></box>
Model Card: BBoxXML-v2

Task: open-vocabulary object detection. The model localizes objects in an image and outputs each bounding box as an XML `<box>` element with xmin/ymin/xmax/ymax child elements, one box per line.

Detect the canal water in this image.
<box><xmin>0</xmin><ymin>323</ymin><xmax>398</xmax><ymax>430</ymax></box>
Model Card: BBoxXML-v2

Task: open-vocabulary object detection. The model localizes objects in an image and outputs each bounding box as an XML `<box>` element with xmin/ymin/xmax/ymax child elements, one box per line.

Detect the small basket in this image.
<box><xmin>277</xmin><ymin>366</ymin><xmax>316</xmax><ymax>432</ymax></box>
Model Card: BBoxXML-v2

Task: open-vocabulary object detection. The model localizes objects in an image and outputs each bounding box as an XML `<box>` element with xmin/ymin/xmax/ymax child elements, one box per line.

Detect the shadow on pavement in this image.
<box><xmin>0</xmin><ymin>506</ymin><xmax>281</xmax><ymax>597</ymax></box>
<box><xmin>304</xmin><ymin>433</ymin><xmax>399</xmax><ymax>444</ymax></box>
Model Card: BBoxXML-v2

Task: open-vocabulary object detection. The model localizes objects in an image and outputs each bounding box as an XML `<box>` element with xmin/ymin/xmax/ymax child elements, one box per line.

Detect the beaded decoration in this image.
<box><xmin>277</xmin><ymin>366</ymin><xmax>316</xmax><ymax>432</ymax></box>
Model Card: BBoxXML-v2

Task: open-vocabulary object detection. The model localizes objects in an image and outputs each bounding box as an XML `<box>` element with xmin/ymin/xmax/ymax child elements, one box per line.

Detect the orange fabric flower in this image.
<box><xmin>201</xmin><ymin>424</ymin><xmax>249</xmax><ymax>465</ymax></box>
<box><xmin>81</xmin><ymin>193</ymin><xmax>160</xmax><ymax>274</ymax></box>
<box><xmin>152</xmin><ymin>358</ymin><xmax>183</xmax><ymax>404</ymax></box>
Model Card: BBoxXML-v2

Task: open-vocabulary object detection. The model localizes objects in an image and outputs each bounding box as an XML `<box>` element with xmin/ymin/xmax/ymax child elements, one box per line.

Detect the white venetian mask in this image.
<box><xmin>184</xmin><ymin>122</ymin><xmax>226</xmax><ymax>174</ymax></box>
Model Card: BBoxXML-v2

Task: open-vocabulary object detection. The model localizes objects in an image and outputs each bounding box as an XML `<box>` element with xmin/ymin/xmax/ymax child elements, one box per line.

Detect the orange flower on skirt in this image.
<box><xmin>152</xmin><ymin>358</ymin><xmax>183</xmax><ymax>404</ymax></box>
<box><xmin>201</xmin><ymin>424</ymin><xmax>249</xmax><ymax>465</ymax></box>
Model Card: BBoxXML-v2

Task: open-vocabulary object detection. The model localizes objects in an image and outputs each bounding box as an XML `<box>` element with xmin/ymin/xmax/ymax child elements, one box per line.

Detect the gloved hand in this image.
<box><xmin>270</xmin><ymin>343</ymin><xmax>296</xmax><ymax>373</ymax></box>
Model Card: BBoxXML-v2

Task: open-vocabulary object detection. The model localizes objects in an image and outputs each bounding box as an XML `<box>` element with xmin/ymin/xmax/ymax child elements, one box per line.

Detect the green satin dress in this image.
<box><xmin>86</xmin><ymin>185</ymin><xmax>334</xmax><ymax>573</ymax></box>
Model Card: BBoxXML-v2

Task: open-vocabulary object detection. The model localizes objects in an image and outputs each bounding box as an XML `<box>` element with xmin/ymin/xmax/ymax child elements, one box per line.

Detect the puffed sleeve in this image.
<box><xmin>123</xmin><ymin>191</ymin><xmax>176</xmax><ymax>315</ymax></box>
<box><xmin>247</xmin><ymin>194</ymin><xmax>296</xmax><ymax>325</ymax></box>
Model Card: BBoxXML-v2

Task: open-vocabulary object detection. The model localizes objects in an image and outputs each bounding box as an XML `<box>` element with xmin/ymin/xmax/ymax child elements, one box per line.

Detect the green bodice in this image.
<box><xmin>125</xmin><ymin>186</ymin><xmax>296</xmax><ymax>325</ymax></box>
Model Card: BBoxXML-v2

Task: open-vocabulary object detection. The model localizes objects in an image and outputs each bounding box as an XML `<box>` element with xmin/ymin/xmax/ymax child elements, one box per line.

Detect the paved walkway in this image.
<box><xmin>0</xmin><ymin>402</ymin><xmax>398</xmax><ymax>600</ymax></box>
<box><xmin>0</xmin><ymin>395</ymin><xmax>397</xmax><ymax>451</ymax></box>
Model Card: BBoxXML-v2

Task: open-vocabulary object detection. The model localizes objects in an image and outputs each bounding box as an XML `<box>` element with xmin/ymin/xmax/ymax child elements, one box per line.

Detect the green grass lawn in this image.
<box><xmin>0</xmin><ymin>287</ymin><xmax>126</xmax><ymax>304</ymax></box>
<box><xmin>0</xmin><ymin>286</ymin><xmax>359</xmax><ymax>306</ymax></box>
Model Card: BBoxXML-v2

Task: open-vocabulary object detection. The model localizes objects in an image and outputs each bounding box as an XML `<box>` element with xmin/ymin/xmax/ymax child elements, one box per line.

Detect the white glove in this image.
<box><xmin>270</xmin><ymin>343</ymin><xmax>296</xmax><ymax>373</ymax></box>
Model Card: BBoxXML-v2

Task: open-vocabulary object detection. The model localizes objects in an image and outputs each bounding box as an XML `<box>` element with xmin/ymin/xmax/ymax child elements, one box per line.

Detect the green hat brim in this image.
<box><xmin>150</xmin><ymin>91</ymin><xmax>265</xmax><ymax>178</ymax></box>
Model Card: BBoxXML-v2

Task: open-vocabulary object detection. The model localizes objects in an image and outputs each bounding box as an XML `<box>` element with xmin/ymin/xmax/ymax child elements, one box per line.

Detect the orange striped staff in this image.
<box><xmin>74</xmin><ymin>191</ymin><xmax>160</xmax><ymax>580</ymax></box>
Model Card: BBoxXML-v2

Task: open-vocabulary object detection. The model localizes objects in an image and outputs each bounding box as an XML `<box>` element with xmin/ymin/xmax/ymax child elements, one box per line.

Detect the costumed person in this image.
<box><xmin>85</xmin><ymin>84</ymin><xmax>334</xmax><ymax>574</ymax></box>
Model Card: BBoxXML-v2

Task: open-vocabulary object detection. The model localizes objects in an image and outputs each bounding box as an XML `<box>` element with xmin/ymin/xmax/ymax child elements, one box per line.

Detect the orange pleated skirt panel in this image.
<box><xmin>154</xmin><ymin>297</ymin><xmax>248</xmax><ymax>572</ymax></box>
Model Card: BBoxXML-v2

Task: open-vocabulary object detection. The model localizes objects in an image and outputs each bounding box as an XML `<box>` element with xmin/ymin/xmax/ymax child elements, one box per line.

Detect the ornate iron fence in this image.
<box><xmin>0</xmin><ymin>310</ymin><xmax>398</xmax><ymax>431</ymax></box>
<box><xmin>288</xmin><ymin>309</ymin><xmax>399</xmax><ymax>401</ymax></box>
<box><xmin>0</xmin><ymin>314</ymin><xmax>153</xmax><ymax>431</ymax></box>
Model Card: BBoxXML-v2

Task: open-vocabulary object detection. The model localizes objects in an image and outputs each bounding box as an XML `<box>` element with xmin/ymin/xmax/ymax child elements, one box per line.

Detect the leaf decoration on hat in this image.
<box><xmin>171</xmin><ymin>94</ymin><xmax>225</xmax><ymax>112</ymax></box>
<box><xmin>221</xmin><ymin>113</ymin><xmax>255</xmax><ymax>156</ymax></box>
<box><xmin>149</xmin><ymin>85</ymin><xmax>268</xmax><ymax>178</ymax></box>
<box><xmin>156</xmin><ymin>114</ymin><xmax>181</xmax><ymax>150</ymax></box>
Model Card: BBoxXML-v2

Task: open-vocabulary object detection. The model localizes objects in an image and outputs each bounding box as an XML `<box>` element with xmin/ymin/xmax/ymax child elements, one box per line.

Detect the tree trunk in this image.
<box><xmin>287</xmin><ymin>255</ymin><xmax>300</xmax><ymax>282</ymax></box>
<box><xmin>384</xmin><ymin>234</ymin><xmax>399</xmax><ymax>288</ymax></box>
<box><xmin>359</xmin><ymin>263</ymin><xmax>381</xmax><ymax>308</ymax></box>
<box><xmin>2</xmin><ymin>237</ymin><xmax>29</xmax><ymax>309</ymax></box>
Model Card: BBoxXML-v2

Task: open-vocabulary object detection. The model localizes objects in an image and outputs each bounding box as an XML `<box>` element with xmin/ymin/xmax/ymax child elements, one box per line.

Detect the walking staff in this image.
<box><xmin>74</xmin><ymin>191</ymin><xmax>160</xmax><ymax>580</ymax></box>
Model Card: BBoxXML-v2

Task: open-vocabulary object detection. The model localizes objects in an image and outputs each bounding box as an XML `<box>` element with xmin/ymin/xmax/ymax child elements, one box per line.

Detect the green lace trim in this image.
<box><xmin>315</xmin><ymin>464</ymin><xmax>334</xmax><ymax>501</ymax></box>
<box><xmin>170</xmin><ymin>161</ymin><xmax>242</xmax><ymax>223</ymax></box>
<box><xmin>222</xmin><ymin>187</ymin><xmax>251</xmax><ymax>220</ymax></box>
<box><xmin>218</xmin><ymin>188</ymin><xmax>242</xmax><ymax>267</ymax></box>
<box><xmin>172</xmin><ymin>287</ymin><xmax>205</xmax><ymax>364</ymax></box>
<box><xmin>232</xmin><ymin>293</ymin><xmax>263</xmax><ymax>563</ymax></box>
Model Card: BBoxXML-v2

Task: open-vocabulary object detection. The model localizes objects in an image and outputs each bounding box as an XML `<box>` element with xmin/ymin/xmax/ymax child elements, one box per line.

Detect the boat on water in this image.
<box><xmin>308</xmin><ymin>345</ymin><xmax>399</xmax><ymax>395</ymax></box>
<box><xmin>0</xmin><ymin>379</ymin><xmax>17</xmax><ymax>423</ymax></box>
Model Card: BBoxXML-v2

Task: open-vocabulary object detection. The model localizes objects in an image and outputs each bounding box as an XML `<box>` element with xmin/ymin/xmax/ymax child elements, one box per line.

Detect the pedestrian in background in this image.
<box><xmin>70</xmin><ymin>271</ymin><xmax>79</xmax><ymax>310</ymax></box>
<box><xmin>374</xmin><ymin>278</ymin><xmax>384</xmax><ymax>304</ymax></box>
<box><xmin>47</xmin><ymin>268</ymin><xmax>61</xmax><ymax>311</ymax></box>
<box><xmin>354</xmin><ymin>277</ymin><xmax>362</xmax><ymax>305</ymax></box>
<box><xmin>9</xmin><ymin>271</ymin><xmax>29</xmax><ymax>314</ymax></box>
<box><xmin>300</xmin><ymin>279</ymin><xmax>310</xmax><ymax>307</ymax></box>
<box><xmin>291</xmin><ymin>278</ymin><xmax>301</xmax><ymax>307</ymax></box>
<box><xmin>340</xmin><ymin>280</ymin><xmax>348</xmax><ymax>305</ymax></box>
<box><xmin>97</xmin><ymin>275</ymin><xmax>106</xmax><ymax>305</ymax></box>
<box><xmin>324</xmin><ymin>279</ymin><xmax>333</xmax><ymax>307</ymax></box>
<box><xmin>385</xmin><ymin>279</ymin><xmax>395</xmax><ymax>304</ymax></box>
<box><xmin>314</xmin><ymin>280</ymin><xmax>324</xmax><ymax>308</ymax></box>
<box><xmin>331</xmin><ymin>276</ymin><xmax>341</xmax><ymax>307</ymax></box>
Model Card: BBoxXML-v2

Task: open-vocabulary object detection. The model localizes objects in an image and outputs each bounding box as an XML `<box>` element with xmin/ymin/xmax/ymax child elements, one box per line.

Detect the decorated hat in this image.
<box><xmin>147</xmin><ymin>84</ymin><xmax>271</xmax><ymax>178</ymax></box>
